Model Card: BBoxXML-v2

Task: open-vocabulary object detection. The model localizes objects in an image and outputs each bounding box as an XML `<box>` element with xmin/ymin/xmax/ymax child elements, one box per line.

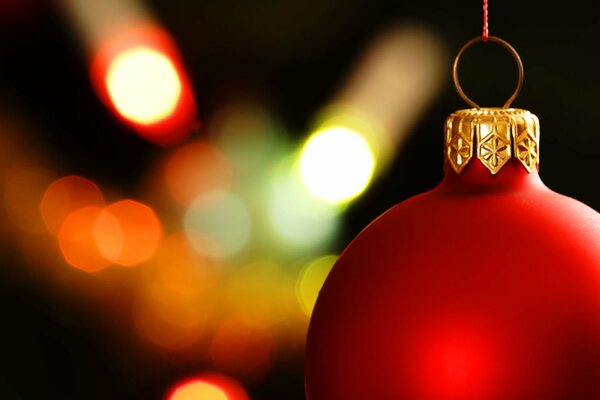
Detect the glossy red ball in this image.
<box><xmin>306</xmin><ymin>160</ymin><xmax>600</xmax><ymax>399</ymax></box>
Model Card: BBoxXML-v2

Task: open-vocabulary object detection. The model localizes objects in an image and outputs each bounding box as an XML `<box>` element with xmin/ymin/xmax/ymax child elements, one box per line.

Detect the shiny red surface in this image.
<box><xmin>306</xmin><ymin>159</ymin><xmax>600</xmax><ymax>399</ymax></box>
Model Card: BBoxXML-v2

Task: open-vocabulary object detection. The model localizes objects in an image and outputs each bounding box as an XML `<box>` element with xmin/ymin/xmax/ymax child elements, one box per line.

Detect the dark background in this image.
<box><xmin>0</xmin><ymin>0</ymin><xmax>599</xmax><ymax>398</ymax></box>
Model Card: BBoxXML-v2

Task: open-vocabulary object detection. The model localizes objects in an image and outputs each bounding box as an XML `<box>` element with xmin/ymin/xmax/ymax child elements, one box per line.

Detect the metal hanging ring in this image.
<box><xmin>452</xmin><ymin>35</ymin><xmax>524</xmax><ymax>109</ymax></box>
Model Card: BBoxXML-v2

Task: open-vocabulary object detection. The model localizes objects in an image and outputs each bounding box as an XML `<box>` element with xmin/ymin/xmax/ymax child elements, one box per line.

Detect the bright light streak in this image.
<box><xmin>299</xmin><ymin>126</ymin><xmax>375</xmax><ymax>203</ymax></box>
<box><xmin>40</xmin><ymin>175</ymin><xmax>105</xmax><ymax>235</ymax></box>
<box><xmin>94</xmin><ymin>199</ymin><xmax>162</xmax><ymax>266</ymax></box>
<box><xmin>58</xmin><ymin>206</ymin><xmax>111</xmax><ymax>273</ymax></box>
<box><xmin>106</xmin><ymin>46</ymin><xmax>181</xmax><ymax>125</ymax></box>
<box><xmin>64</xmin><ymin>0</ymin><xmax>197</xmax><ymax>144</ymax></box>
<box><xmin>184</xmin><ymin>190</ymin><xmax>251</xmax><ymax>260</ymax></box>
<box><xmin>296</xmin><ymin>255</ymin><xmax>337</xmax><ymax>316</ymax></box>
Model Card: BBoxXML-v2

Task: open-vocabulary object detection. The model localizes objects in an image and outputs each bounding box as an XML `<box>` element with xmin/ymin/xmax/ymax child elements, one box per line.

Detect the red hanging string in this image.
<box><xmin>483</xmin><ymin>0</ymin><xmax>489</xmax><ymax>41</ymax></box>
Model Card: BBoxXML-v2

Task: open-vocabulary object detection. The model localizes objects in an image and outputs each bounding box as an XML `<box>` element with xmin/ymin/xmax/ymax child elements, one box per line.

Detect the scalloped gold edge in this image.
<box><xmin>445</xmin><ymin>108</ymin><xmax>540</xmax><ymax>175</ymax></box>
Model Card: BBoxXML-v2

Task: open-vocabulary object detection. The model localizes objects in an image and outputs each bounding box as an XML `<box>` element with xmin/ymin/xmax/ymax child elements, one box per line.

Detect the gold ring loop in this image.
<box><xmin>452</xmin><ymin>36</ymin><xmax>524</xmax><ymax>109</ymax></box>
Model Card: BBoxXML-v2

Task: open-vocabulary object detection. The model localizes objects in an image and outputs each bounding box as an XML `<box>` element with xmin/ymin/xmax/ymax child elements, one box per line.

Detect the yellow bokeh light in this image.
<box><xmin>106</xmin><ymin>47</ymin><xmax>181</xmax><ymax>125</ymax></box>
<box><xmin>299</xmin><ymin>126</ymin><xmax>375</xmax><ymax>203</ymax></box>
<box><xmin>169</xmin><ymin>380</ymin><xmax>229</xmax><ymax>400</ymax></box>
<box><xmin>296</xmin><ymin>255</ymin><xmax>338</xmax><ymax>316</ymax></box>
<box><xmin>226</xmin><ymin>261</ymin><xmax>295</xmax><ymax>328</ymax></box>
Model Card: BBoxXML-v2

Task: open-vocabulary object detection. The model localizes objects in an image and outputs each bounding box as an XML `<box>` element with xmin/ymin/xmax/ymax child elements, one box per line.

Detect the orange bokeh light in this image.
<box><xmin>165</xmin><ymin>141</ymin><xmax>233</xmax><ymax>206</ymax></box>
<box><xmin>210</xmin><ymin>319</ymin><xmax>274</xmax><ymax>383</ymax></box>
<box><xmin>40</xmin><ymin>175</ymin><xmax>105</xmax><ymax>235</ymax></box>
<box><xmin>168</xmin><ymin>380</ymin><xmax>228</xmax><ymax>400</ymax></box>
<box><xmin>58</xmin><ymin>206</ymin><xmax>111</xmax><ymax>273</ymax></box>
<box><xmin>94</xmin><ymin>199</ymin><xmax>163</xmax><ymax>266</ymax></box>
<box><xmin>151</xmin><ymin>232</ymin><xmax>217</xmax><ymax>297</ymax></box>
<box><xmin>133</xmin><ymin>288</ymin><xmax>208</xmax><ymax>350</ymax></box>
<box><xmin>167</xmin><ymin>374</ymin><xmax>249</xmax><ymax>400</ymax></box>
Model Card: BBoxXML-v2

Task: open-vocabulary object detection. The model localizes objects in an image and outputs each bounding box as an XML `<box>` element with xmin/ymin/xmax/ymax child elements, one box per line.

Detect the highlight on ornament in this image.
<box><xmin>299</xmin><ymin>125</ymin><xmax>376</xmax><ymax>204</ymax></box>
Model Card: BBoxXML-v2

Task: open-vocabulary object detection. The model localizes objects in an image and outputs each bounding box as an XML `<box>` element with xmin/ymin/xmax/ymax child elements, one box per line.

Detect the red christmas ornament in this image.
<box><xmin>305</xmin><ymin>36</ymin><xmax>600</xmax><ymax>399</ymax></box>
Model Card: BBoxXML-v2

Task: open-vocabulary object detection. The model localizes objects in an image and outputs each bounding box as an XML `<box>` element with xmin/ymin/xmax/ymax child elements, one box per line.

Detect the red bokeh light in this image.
<box><xmin>91</xmin><ymin>25</ymin><xmax>197</xmax><ymax>145</ymax></box>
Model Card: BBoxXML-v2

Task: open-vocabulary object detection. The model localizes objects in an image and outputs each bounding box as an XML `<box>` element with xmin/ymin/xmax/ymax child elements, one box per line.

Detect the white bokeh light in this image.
<box><xmin>299</xmin><ymin>126</ymin><xmax>376</xmax><ymax>203</ymax></box>
<box><xmin>106</xmin><ymin>47</ymin><xmax>182</xmax><ymax>125</ymax></box>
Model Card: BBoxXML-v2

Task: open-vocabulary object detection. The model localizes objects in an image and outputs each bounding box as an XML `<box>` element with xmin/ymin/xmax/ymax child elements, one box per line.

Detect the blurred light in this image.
<box><xmin>62</xmin><ymin>0</ymin><xmax>196</xmax><ymax>144</ymax></box>
<box><xmin>299</xmin><ymin>126</ymin><xmax>375</xmax><ymax>203</ymax></box>
<box><xmin>296</xmin><ymin>254</ymin><xmax>337</xmax><ymax>316</ymax></box>
<box><xmin>106</xmin><ymin>46</ymin><xmax>181</xmax><ymax>125</ymax></box>
<box><xmin>133</xmin><ymin>283</ymin><xmax>211</xmax><ymax>350</ymax></box>
<box><xmin>167</xmin><ymin>374</ymin><xmax>249</xmax><ymax>400</ymax></box>
<box><xmin>226</xmin><ymin>261</ymin><xmax>295</xmax><ymax>328</ymax></box>
<box><xmin>184</xmin><ymin>190</ymin><xmax>251</xmax><ymax>260</ymax></box>
<box><xmin>40</xmin><ymin>175</ymin><xmax>105</xmax><ymax>236</ymax></box>
<box><xmin>334</xmin><ymin>25</ymin><xmax>446</xmax><ymax>151</ymax></box>
<box><xmin>267</xmin><ymin>155</ymin><xmax>340</xmax><ymax>251</ymax></box>
<box><xmin>94</xmin><ymin>199</ymin><xmax>162</xmax><ymax>266</ymax></box>
<box><xmin>58</xmin><ymin>206</ymin><xmax>112</xmax><ymax>272</ymax></box>
<box><xmin>210</xmin><ymin>319</ymin><xmax>274</xmax><ymax>383</ymax></box>
<box><xmin>168</xmin><ymin>380</ymin><xmax>228</xmax><ymax>400</ymax></box>
<box><xmin>88</xmin><ymin>25</ymin><xmax>197</xmax><ymax>145</ymax></box>
<box><xmin>210</xmin><ymin>102</ymin><xmax>280</xmax><ymax>175</ymax></box>
<box><xmin>147</xmin><ymin>232</ymin><xmax>217</xmax><ymax>298</ymax></box>
<box><xmin>165</xmin><ymin>141</ymin><xmax>233</xmax><ymax>206</ymax></box>
<box><xmin>4</xmin><ymin>167</ymin><xmax>56</xmax><ymax>233</ymax></box>
<box><xmin>206</xmin><ymin>102</ymin><xmax>298</xmax><ymax>258</ymax></box>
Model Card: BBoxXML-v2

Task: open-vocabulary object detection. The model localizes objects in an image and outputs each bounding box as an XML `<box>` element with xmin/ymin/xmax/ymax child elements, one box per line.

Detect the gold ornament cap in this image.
<box><xmin>447</xmin><ymin>36</ymin><xmax>539</xmax><ymax>175</ymax></box>
<box><xmin>445</xmin><ymin>108</ymin><xmax>539</xmax><ymax>175</ymax></box>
